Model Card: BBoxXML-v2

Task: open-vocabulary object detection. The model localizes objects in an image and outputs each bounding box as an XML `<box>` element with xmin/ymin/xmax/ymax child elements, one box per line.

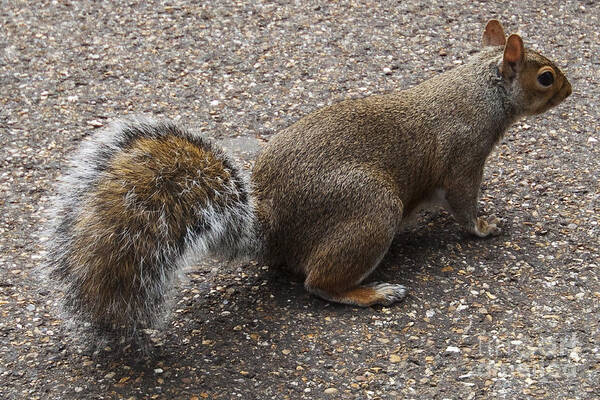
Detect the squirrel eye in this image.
<box><xmin>537</xmin><ymin>71</ymin><xmax>554</xmax><ymax>87</ymax></box>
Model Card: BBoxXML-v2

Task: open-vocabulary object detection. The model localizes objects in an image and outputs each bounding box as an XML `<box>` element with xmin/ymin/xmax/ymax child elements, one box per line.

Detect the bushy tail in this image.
<box><xmin>44</xmin><ymin>117</ymin><xmax>257</xmax><ymax>337</ymax></box>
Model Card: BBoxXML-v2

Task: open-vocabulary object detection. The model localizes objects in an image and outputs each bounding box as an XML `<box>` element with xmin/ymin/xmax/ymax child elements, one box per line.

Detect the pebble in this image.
<box><xmin>569</xmin><ymin>351</ymin><xmax>581</xmax><ymax>362</ymax></box>
<box><xmin>86</xmin><ymin>120</ymin><xmax>103</xmax><ymax>128</ymax></box>
<box><xmin>389</xmin><ymin>354</ymin><xmax>402</xmax><ymax>363</ymax></box>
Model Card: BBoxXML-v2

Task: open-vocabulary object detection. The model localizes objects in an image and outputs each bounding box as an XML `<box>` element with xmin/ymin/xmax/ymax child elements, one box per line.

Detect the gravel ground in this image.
<box><xmin>1</xmin><ymin>1</ymin><xmax>599</xmax><ymax>399</ymax></box>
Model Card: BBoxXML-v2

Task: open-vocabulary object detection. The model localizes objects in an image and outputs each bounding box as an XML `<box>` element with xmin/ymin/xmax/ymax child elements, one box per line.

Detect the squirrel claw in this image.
<box><xmin>365</xmin><ymin>282</ymin><xmax>407</xmax><ymax>306</ymax></box>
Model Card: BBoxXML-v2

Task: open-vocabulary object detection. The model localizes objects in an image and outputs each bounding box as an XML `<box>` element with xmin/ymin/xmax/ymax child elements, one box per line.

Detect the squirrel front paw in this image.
<box><xmin>472</xmin><ymin>215</ymin><xmax>501</xmax><ymax>238</ymax></box>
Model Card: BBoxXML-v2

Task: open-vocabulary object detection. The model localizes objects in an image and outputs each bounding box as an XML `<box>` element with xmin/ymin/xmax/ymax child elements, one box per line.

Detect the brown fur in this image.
<box><xmin>252</xmin><ymin>20</ymin><xmax>571</xmax><ymax>306</ymax></box>
<box><xmin>68</xmin><ymin>134</ymin><xmax>235</xmax><ymax>326</ymax></box>
<box><xmin>46</xmin><ymin>21</ymin><xmax>572</xmax><ymax>339</ymax></box>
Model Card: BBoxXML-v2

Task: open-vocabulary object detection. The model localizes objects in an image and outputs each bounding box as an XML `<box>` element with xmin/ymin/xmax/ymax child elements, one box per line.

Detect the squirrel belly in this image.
<box><xmin>45</xmin><ymin>118</ymin><xmax>258</xmax><ymax>333</ymax></box>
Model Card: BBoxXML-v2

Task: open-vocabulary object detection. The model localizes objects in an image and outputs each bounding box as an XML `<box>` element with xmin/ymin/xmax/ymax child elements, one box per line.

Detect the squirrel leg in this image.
<box><xmin>303</xmin><ymin>213</ymin><xmax>406</xmax><ymax>307</ymax></box>
<box><xmin>444</xmin><ymin>172</ymin><xmax>501</xmax><ymax>238</ymax></box>
<box><xmin>309</xmin><ymin>282</ymin><xmax>407</xmax><ymax>307</ymax></box>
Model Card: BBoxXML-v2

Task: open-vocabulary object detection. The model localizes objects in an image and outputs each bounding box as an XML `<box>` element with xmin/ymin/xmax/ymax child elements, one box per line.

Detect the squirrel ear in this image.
<box><xmin>482</xmin><ymin>19</ymin><xmax>506</xmax><ymax>47</ymax></box>
<box><xmin>500</xmin><ymin>34</ymin><xmax>524</xmax><ymax>78</ymax></box>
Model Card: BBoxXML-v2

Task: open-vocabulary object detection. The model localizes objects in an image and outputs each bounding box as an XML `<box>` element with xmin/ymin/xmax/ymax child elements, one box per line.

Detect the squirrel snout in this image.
<box><xmin>564</xmin><ymin>80</ymin><xmax>572</xmax><ymax>99</ymax></box>
<box><xmin>557</xmin><ymin>79</ymin><xmax>572</xmax><ymax>106</ymax></box>
<box><xmin>546</xmin><ymin>78</ymin><xmax>572</xmax><ymax>111</ymax></box>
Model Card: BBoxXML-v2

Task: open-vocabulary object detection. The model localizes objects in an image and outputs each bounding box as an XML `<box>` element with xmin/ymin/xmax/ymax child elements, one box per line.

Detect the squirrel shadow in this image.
<box><xmin>85</xmin><ymin>211</ymin><xmax>503</xmax><ymax>370</ymax></box>
<box><xmin>258</xmin><ymin>209</ymin><xmax>507</xmax><ymax>312</ymax></box>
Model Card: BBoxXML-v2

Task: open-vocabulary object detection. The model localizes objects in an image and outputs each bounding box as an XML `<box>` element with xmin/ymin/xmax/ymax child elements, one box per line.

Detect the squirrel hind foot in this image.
<box><xmin>307</xmin><ymin>282</ymin><xmax>407</xmax><ymax>307</ymax></box>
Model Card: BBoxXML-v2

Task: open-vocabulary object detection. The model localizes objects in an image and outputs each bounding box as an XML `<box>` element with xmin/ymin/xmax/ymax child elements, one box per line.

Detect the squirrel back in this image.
<box><xmin>45</xmin><ymin>117</ymin><xmax>257</xmax><ymax>334</ymax></box>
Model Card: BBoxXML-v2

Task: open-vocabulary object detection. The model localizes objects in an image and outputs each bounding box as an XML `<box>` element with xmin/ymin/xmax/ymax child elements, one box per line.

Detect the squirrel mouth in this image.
<box><xmin>546</xmin><ymin>81</ymin><xmax>572</xmax><ymax>109</ymax></box>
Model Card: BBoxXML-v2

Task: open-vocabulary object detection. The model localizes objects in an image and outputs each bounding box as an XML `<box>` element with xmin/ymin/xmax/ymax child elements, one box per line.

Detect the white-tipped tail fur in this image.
<box><xmin>44</xmin><ymin>117</ymin><xmax>259</xmax><ymax>339</ymax></box>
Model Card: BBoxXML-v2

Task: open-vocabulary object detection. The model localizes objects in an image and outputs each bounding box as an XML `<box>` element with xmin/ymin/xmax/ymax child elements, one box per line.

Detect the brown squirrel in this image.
<box><xmin>45</xmin><ymin>20</ymin><xmax>571</xmax><ymax>338</ymax></box>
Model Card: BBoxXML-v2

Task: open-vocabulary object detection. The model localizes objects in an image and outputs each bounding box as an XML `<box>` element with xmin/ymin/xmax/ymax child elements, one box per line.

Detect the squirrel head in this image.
<box><xmin>482</xmin><ymin>19</ymin><xmax>572</xmax><ymax>116</ymax></box>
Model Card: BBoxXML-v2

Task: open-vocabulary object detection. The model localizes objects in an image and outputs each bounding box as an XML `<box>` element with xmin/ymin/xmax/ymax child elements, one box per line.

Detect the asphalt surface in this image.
<box><xmin>1</xmin><ymin>1</ymin><xmax>599</xmax><ymax>399</ymax></box>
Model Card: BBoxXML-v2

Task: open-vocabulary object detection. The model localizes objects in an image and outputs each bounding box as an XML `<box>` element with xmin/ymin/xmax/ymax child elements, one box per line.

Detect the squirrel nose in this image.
<box><xmin>564</xmin><ymin>81</ymin><xmax>572</xmax><ymax>98</ymax></box>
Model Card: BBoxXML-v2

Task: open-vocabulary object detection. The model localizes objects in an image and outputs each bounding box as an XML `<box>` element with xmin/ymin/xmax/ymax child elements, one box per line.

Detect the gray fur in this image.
<box><xmin>44</xmin><ymin>116</ymin><xmax>259</xmax><ymax>339</ymax></box>
<box><xmin>43</xmin><ymin>20</ymin><xmax>571</xmax><ymax>342</ymax></box>
<box><xmin>251</xmin><ymin>37</ymin><xmax>571</xmax><ymax>305</ymax></box>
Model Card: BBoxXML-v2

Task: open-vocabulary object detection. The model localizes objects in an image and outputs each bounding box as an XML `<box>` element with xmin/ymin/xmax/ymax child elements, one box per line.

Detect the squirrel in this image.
<box><xmin>45</xmin><ymin>20</ymin><xmax>571</xmax><ymax>338</ymax></box>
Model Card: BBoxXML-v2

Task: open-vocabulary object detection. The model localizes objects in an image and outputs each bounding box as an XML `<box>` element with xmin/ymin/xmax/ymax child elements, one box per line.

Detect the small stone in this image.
<box><xmin>104</xmin><ymin>372</ymin><xmax>116</xmax><ymax>379</ymax></box>
<box><xmin>154</xmin><ymin>368</ymin><xmax>163</xmax><ymax>374</ymax></box>
<box><xmin>588</xmin><ymin>137</ymin><xmax>598</xmax><ymax>144</ymax></box>
<box><xmin>389</xmin><ymin>354</ymin><xmax>401</xmax><ymax>363</ymax></box>
<box><xmin>485</xmin><ymin>292</ymin><xmax>496</xmax><ymax>300</ymax></box>
<box><xmin>445</xmin><ymin>346</ymin><xmax>461</xmax><ymax>354</ymax></box>
<box><xmin>86</xmin><ymin>120</ymin><xmax>103</xmax><ymax>128</ymax></box>
<box><xmin>569</xmin><ymin>351</ymin><xmax>581</xmax><ymax>362</ymax></box>
<box><xmin>324</xmin><ymin>388</ymin><xmax>338</xmax><ymax>394</ymax></box>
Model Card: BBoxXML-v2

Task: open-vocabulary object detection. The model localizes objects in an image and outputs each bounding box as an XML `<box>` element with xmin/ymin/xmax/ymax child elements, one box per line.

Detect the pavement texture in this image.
<box><xmin>1</xmin><ymin>1</ymin><xmax>599</xmax><ymax>399</ymax></box>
